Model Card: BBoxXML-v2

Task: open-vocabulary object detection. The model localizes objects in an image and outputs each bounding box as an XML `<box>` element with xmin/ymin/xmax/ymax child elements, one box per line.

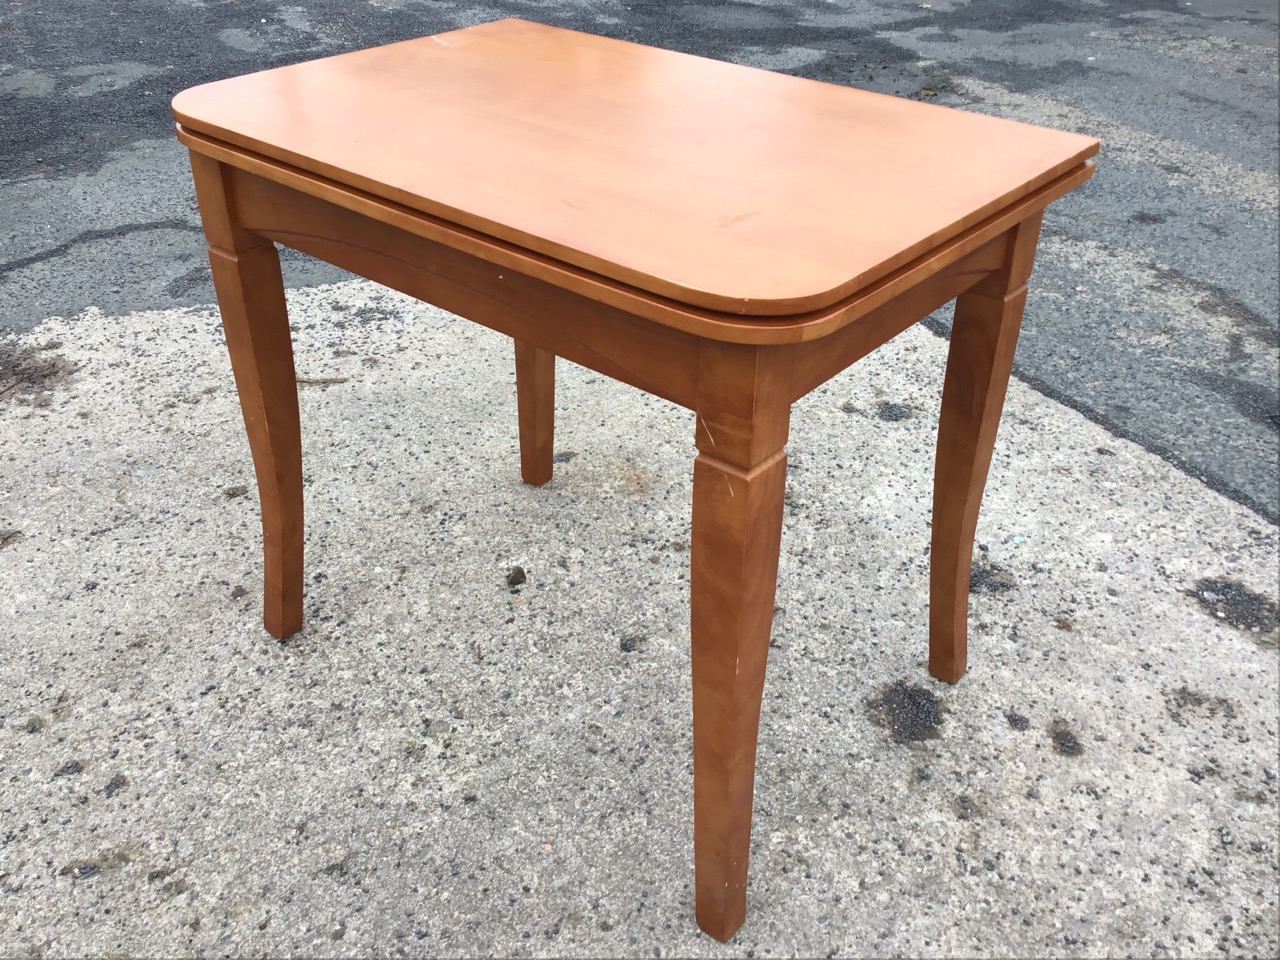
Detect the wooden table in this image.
<box><xmin>173</xmin><ymin>18</ymin><xmax>1098</xmax><ymax>941</ymax></box>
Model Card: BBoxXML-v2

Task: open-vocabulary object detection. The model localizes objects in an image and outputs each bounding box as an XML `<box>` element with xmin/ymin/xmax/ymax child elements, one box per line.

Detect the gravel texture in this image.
<box><xmin>2</xmin><ymin>281</ymin><xmax>1276</xmax><ymax>956</ymax></box>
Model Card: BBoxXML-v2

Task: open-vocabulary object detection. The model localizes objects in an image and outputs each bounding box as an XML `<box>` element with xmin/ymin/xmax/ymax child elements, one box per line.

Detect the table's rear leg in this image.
<box><xmin>930</xmin><ymin>212</ymin><xmax>1043</xmax><ymax>683</ymax></box>
<box><xmin>189</xmin><ymin>153</ymin><xmax>304</xmax><ymax>639</ymax></box>
<box><xmin>514</xmin><ymin>340</ymin><xmax>555</xmax><ymax>486</ymax></box>
<box><xmin>690</xmin><ymin>343</ymin><xmax>791</xmax><ymax>942</ymax></box>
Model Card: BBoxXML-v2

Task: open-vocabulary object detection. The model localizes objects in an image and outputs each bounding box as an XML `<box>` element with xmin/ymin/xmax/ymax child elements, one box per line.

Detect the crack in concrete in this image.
<box><xmin>0</xmin><ymin>220</ymin><xmax>202</xmax><ymax>279</ymax></box>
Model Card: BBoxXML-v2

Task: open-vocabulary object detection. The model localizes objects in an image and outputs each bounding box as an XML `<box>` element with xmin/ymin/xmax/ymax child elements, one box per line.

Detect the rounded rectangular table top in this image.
<box><xmin>172</xmin><ymin>18</ymin><xmax>1098</xmax><ymax>317</ymax></box>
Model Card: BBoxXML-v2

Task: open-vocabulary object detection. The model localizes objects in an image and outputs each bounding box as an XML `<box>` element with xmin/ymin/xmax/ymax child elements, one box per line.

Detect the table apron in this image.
<box><xmin>224</xmin><ymin>164</ymin><xmax>1017</xmax><ymax>410</ymax></box>
<box><xmin>228</xmin><ymin>166</ymin><xmax>704</xmax><ymax>410</ymax></box>
<box><xmin>788</xmin><ymin>234</ymin><xmax>1007</xmax><ymax>402</ymax></box>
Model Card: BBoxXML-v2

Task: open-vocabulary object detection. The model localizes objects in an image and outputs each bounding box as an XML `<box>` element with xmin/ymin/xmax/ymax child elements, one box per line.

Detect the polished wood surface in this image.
<box><xmin>690</xmin><ymin>342</ymin><xmax>791</xmax><ymax>939</ymax></box>
<box><xmin>931</xmin><ymin>212</ymin><xmax>1044</xmax><ymax>683</ymax></box>
<box><xmin>173</xmin><ymin>18</ymin><xmax>1097</xmax><ymax>316</ymax></box>
<box><xmin>222</xmin><ymin>166</ymin><xmax>705</xmax><ymax>408</ymax></box>
<box><xmin>515</xmin><ymin>340</ymin><xmax>555</xmax><ymax>486</ymax></box>
<box><xmin>189</xmin><ymin>153</ymin><xmax>304</xmax><ymax>640</ymax></box>
<box><xmin>175</xmin><ymin>19</ymin><xmax>1097</xmax><ymax>942</ymax></box>
<box><xmin>177</xmin><ymin>123</ymin><xmax>1093</xmax><ymax>344</ymax></box>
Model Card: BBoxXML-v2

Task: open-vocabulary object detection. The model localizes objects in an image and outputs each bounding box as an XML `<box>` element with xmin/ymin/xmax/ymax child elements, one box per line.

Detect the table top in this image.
<box><xmin>173</xmin><ymin>18</ymin><xmax>1098</xmax><ymax>317</ymax></box>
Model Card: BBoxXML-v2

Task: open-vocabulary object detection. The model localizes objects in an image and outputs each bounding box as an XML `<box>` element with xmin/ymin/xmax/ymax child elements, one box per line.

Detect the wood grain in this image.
<box><xmin>190</xmin><ymin>154</ymin><xmax>304</xmax><ymax>639</ymax></box>
<box><xmin>174</xmin><ymin>20</ymin><xmax>1098</xmax><ymax>940</ymax></box>
<box><xmin>789</xmin><ymin>235</ymin><xmax>1007</xmax><ymax>401</ymax></box>
<box><xmin>930</xmin><ymin>212</ymin><xmax>1044</xmax><ymax>683</ymax></box>
<box><xmin>227</xmin><ymin>166</ymin><xmax>703</xmax><ymax>410</ymax></box>
<box><xmin>690</xmin><ymin>341</ymin><xmax>791</xmax><ymax>941</ymax></box>
<box><xmin>173</xmin><ymin>18</ymin><xmax>1098</xmax><ymax>316</ymax></box>
<box><xmin>178</xmin><ymin>125</ymin><xmax>1094</xmax><ymax>345</ymax></box>
<box><xmin>515</xmin><ymin>340</ymin><xmax>555</xmax><ymax>486</ymax></box>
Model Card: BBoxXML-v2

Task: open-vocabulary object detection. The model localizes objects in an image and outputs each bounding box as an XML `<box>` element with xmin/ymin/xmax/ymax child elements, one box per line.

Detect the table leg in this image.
<box><xmin>190</xmin><ymin>153</ymin><xmax>304</xmax><ymax>639</ymax></box>
<box><xmin>514</xmin><ymin>340</ymin><xmax>555</xmax><ymax>486</ymax></box>
<box><xmin>930</xmin><ymin>213</ymin><xmax>1043</xmax><ymax>683</ymax></box>
<box><xmin>690</xmin><ymin>342</ymin><xmax>791</xmax><ymax>941</ymax></box>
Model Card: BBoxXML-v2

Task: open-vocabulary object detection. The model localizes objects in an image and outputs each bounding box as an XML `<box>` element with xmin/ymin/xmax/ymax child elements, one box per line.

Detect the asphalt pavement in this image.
<box><xmin>2</xmin><ymin>0</ymin><xmax>1277</xmax><ymax>518</ymax></box>
<box><xmin>1</xmin><ymin>1</ymin><xmax>1277</xmax><ymax>956</ymax></box>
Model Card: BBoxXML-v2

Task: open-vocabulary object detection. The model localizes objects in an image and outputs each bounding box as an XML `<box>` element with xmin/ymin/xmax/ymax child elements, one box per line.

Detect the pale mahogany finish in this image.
<box><xmin>178</xmin><ymin>124</ymin><xmax>1091</xmax><ymax>344</ymax></box>
<box><xmin>173</xmin><ymin>18</ymin><xmax>1095</xmax><ymax>317</ymax></box>
<box><xmin>514</xmin><ymin>341</ymin><xmax>555</xmax><ymax>486</ymax></box>
<box><xmin>176</xmin><ymin>18</ymin><xmax>1097</xmax><ymax>942</ymax></box>
<box><xmin>189</xmin><ymin>153</ymin><xmax>304</xmax><ymax>640</ymax></box>
<box><xmin>931</xmin><ymin>213</ymin><xmax>1045</xmax><ymax>683</ymax></box>
<box><xmin>689</xmin><ymin>341</ymin><xmax>792</xmax><ymax>940</ymax></box>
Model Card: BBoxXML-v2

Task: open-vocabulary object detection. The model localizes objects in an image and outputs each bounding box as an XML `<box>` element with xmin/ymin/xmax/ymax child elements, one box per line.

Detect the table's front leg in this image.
<box><xmin>930</xmin><ymin>211</ymin><xmax>1043</xmax><ymax>682</ymax></box>
<box><xmin>189</xmin><ymin>152</ymin><xmax>304</xmax><ymax>639</ymax></box>
<box><xmin>689</xmin><ymin>342</ymin><xmax>791</xmax><ymax>942</ymax></box>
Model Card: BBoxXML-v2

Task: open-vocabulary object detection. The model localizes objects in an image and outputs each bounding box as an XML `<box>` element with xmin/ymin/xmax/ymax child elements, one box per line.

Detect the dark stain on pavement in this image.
<box><xmin>868</xmin><ymin>681</ymin><xmax>942</xmax><ymax>742</ymax></box>
<box><xmin>619</xmin><ymin>635</ymin><xmax>648</xmax><ymax>653</ymax></box>
<box><xmin>876</xmin><ymin>401</ymin><xmax>913</xmax><ymax>421</ymax></box>
<box><xmin>1005</xmin><ymin>710</ymin><xmax>1031</xmax><ymax>730</ymax></box>
<box><xmin>971</xmin><ymin>559</ymin><xmax>1017</xmax><ymax>594</ymax></box>
<box><xmin>0</xmin><ymin>221</ymin><xmax>202</xmax><ymax>279</ymax></box>
<box><xmin>1187</xmin><ymin>285</ymin><xmax>1280</xmax><ymax>350</ymax></box>
<box><xmin>58</xmin><ymin>847</ymin><xmax>134</xmax><ymax>881</ymax></box>
<box><xmin>1188</xmin><ymin>577</ymin><xmax>1278</xmax><ymax>644</ymax></box>
<box><xmin>1186</xmin><ymin>367</ymin><xmax>1280</xmax><ymax>436</ymax></box>
<box><xmin>1165</xmin><ymin>685</ymin><xmax>1238</xmax><ymax>726</ymax></box>
<box><xmin>101</xmin><ymin>773</ymin><xmax>129</xmax><ymax>798</ymax></box>
<box><xmin>164</xmin><ymin>264</ymin><xmax>212</xmax><ymax>298</ymax></box>
<box><xmin>1049</xmin><ymin>720</ymin><xmax>1083</xmax><ymax>757</ymax></box>
<box><xmin>0</xmin><ymin>341</ymin><xmax>77</xmax><ymax>404</ymax></box>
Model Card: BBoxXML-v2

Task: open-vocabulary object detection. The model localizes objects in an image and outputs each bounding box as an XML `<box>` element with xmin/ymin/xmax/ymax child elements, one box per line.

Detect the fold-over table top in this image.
<box><xmin>173</xmin><ymin>18</ymin><xmax>1098</xmax><ymax>317</ymax></box>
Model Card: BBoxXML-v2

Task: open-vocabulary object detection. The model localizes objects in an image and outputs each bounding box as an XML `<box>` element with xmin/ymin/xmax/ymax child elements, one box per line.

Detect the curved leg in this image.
<box><xmin>515</xmin><ymin>339</ymin><xmax>555</xmax><ymax>486</ymax></box>
<box><xmin>930</xmin><ymin>213</ymin><xmax>1042</xmax><ymax>683</ymax></box>
<box><xmin>190</xmin><ymin>153</ymin><xmax>303</xmax><ymax>639</ymax></box>
<box><xmin>690</xmin><ymin>342</ymin><xmax>791</xmax><ymax>941</ymax></box>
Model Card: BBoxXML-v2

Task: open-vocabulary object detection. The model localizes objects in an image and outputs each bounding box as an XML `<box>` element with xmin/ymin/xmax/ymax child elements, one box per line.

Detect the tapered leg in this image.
<box><xmin>689</xmin><ymin>342</ymin><xmax>791</xmax><ymax>942</ymax></box>
<box><xmin>514</xmin><ymin>339</ymin><xmax>555</xmax><ymax>486</ymax></box>
<box><xmin>930</xmin><ymin>213</ymin><xmax>1043</xmax><ymax>683</ymax></box>
<box><xmin>190</xmin><ymin>153</ymin><xmax>304</xmax><ymax>639</ymax></box>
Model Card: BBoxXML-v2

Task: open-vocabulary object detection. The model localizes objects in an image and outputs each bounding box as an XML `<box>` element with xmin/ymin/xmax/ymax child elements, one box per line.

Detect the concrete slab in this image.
<box><xmin>2</xmin><ymin>282</ymin><xmax>1276</xmax><ymax>956</ymax></box>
